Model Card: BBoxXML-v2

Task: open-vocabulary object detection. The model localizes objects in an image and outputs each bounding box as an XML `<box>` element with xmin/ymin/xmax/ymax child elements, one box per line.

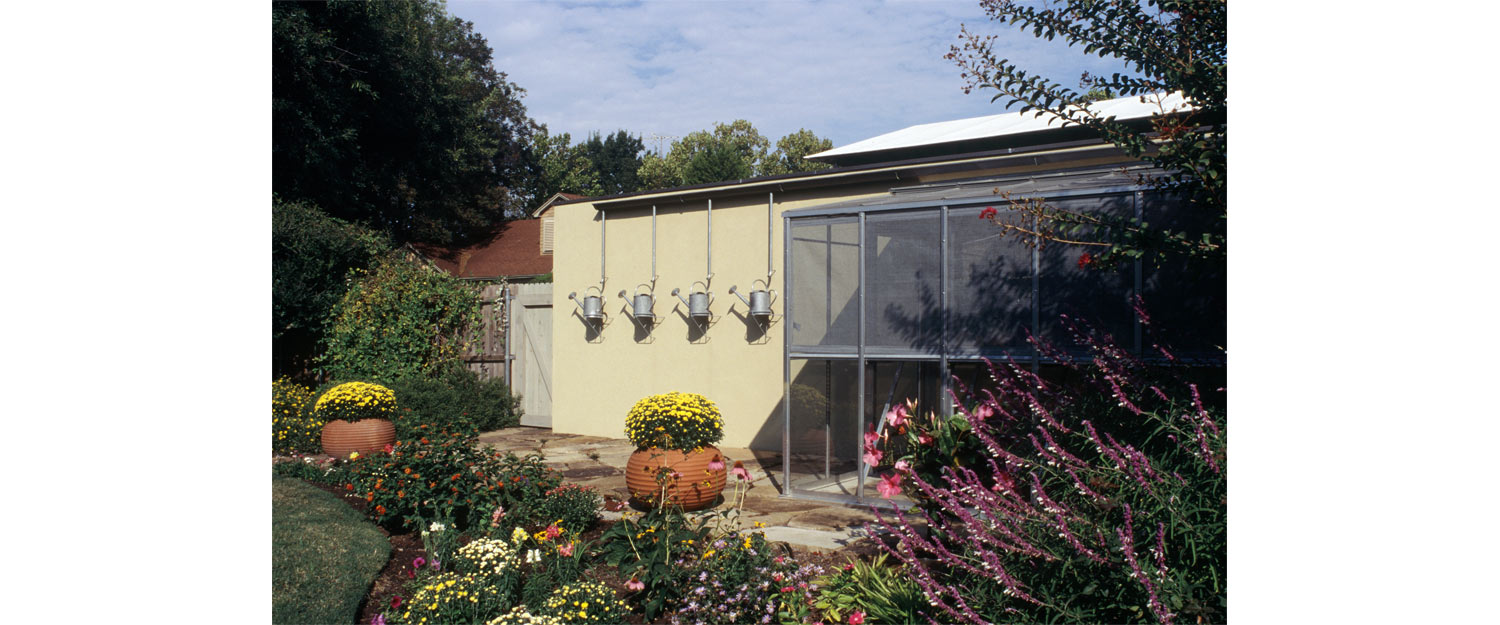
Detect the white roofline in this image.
<box><xmin>810</xmin><ymin>92</ymin><xmax>1190</xmax><ymax>160</ymax></box>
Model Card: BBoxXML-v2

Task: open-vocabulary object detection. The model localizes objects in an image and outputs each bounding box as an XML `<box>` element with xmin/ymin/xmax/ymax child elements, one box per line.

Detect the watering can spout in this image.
<box><xmin>729</xmin><ymin>285</ymin><xmax>752</xmax><ymax>307</ymax></box>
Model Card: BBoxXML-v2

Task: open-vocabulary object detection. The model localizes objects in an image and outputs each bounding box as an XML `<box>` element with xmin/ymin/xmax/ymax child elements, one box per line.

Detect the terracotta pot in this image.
<box><xmin>321</xmin><ymin>418</ymin><xmax>396</xmax><ymax>459</ymax></box>
<box><xmin>625</xmin><ymin>445</ymin><xmax>728</xmax><ymax>511</ymax></box>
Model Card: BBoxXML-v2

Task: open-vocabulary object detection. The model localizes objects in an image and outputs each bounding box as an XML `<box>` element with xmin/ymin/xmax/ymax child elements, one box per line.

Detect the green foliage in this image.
<box><xmin>598</xmin><ymin>506</ymin><xmax>715</xmax><ymax>619</ymax></box>
<box><xmin>871</xmin><ymin>318</ymin><xmax>1226</xmax><ymax>624</ymax></box>
<box><xmin>762</xmin><ymin>129</ymin><xmax>835</xmax><ymax>176</ymax></box>
<box><xmin>634</xmin><ymin>121</ymin><xmax>835</xmax><ymax>189</ymax></box>
<box><xmin>319</xmin><ymin>254</ymin><xmax>481</xmax><ymax>382</ymax></box>
<box><xmin>515</xmin><ymin>524</ymin><xmax>592</xmax><ymax>610</ymax></box>
<box><xmin>950</xmin><ymin>0</ymin><xmax>1225</xmax><ymax>266</ymax></box>
<box><xmin>581</xmin><ymin>130</ymin><xmax>645</xmax><ymax>195</ymax></box>
<box><xmin>273</xmin><ymin>0</ymin><xmax>540</xmax><ymax>246</ymax></box>
<box><xmin>344</xmin><ymin>426</ymin><xmax>562</xmax><ymax>531</ymax></box>
<box><xmin>273</xmin><ymin>457</ymin><xmax>353</xmax><ymax>486</ymax></box>
<box><xmin>272</xmin><ymin>198</ymin><xmax>388</xmax><ymax>378</ymax></box>
<box><xmin>812</xmin><ymin>554</ymin><xmax>927</xmax><ymax>624</ymax></box>
<box><xmin>272</xmin><ymin>377</ymin><xmax>322</xmax><ymax>455</ymax></box>
<box><xmin>385</xmin><ymin>366</ymin><xmax>523</xmax><ymax>434</ymax></box>
<box><xmin>540</xmin><ymin>581</ymin><xmax>630</xmax><ymax>625</ymax></box>
<box><xmin>312</xmin><ymin>381</ymin><xmax>398</xmax><ymax>423</ymax></box>
<box><xmin>272</xmin><ymin>476</ymin><xmax>390</xmax><ymax>625</ymax></box>
<box><xmin>534</xmin><ymin>483</ymin><xmax>603</xmax><ymax>534</ymax></box>
<box><xmin>623</xmin><ymin>391</ymin><xmax>725</xmax><ymax>451</ymax></box>
<box><xmin>530</xmin><ymin>128</ymin><xmax>604</xmax><ymax>202</ymax></box>
<box><xmin>390</xmin><ymin>571</ymin><xmax>509</xmax><ymax>625</ymax></box>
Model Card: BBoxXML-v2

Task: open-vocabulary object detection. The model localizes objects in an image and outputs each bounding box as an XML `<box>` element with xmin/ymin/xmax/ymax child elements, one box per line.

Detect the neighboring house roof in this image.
<box><xmin>410</xmin><ymin>219</ymin><xmax>552</xmax><ymax>279</ymax></box>
<box><xmin>530</xmin><ymin>192</ymin><xmax>586</xmax><ymax>219</ymax></box>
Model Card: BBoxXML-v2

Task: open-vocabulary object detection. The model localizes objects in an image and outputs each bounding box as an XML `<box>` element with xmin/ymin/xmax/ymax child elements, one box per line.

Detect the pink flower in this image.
<box><xmin>626</xmin><ymin>578</ymin><xmax>645</xmax><ymax>592</ymax></box>
<box><xmin>383</xmin><ymin>443</ymin><xmax>394</xmax><ymax>454</ymax></box>
<box><xmin>862</xmin><ymin>448</ymin><xmax>883</xmax><ymax>467</ymax></box>
<box><xmin>732</xmin><ymin>461</ymin><xmax>752</xmax><ymax>482</ymax></box>
<box><xmin>772</xmin><ymin>572</ymin><xmax>784</xmax><ymax>582</ymax></box>
<box><xmin>545</xmin><ymin>524</ymin><xmax>562</xmax><ymax>540</ymax></box>
<box><xmin>973</xmin><ymin>403</ymin><xmax>994</xmax><ymax>420</ymax></box>
<box><xmin>490</xmin><ymin>505</ymin><xmax>506</xmax><ymax>527</ymax></box>
<box><xmin>558</xmin><ymin>542</ymin><xmax>575</xmax><ymax>557</ymax></box>
<box><xmin>708</xmin><ymin>457</ymin><xmax>725</xmax><ymax>472</ymax></box>
<box><xmin>894</xmin><ymin>459</ymin><xmax>911</xmax><ymax>474</ymax></box>
<box><xmin>390</xmin><ymin>596</ymin><xmax>402</xmax><ymax>609</ymax></box>
<box><xmin>877</xmin><ymin>472</ymin><xmax>903</xmax><ymax>499</ymax></box>
<box><xmin>979</xmin><ymin>206</ymin><xmax>997</xmax><ymax>220</ymax></box>
<box><xmin>849</xmin><ymin>610</ymin><xmax>866</xmax><ymax>625</ymax></box>
<box><xmin>917</xmin><ymin>433</ymin><xmax>934</xmax><ymax>446</ymax></box>
<box><xmin>431</xmin><ymin>559</ymin><xmax>441</xmax><ymax>571</ymax></box>
<box><xmin>781</xmin><ymin>586</ymin><xmax>795</xmax><ymax>593</ymax></box>
<box><xmin>412</xmin><ymin>557</ymin><xmax>425</xmax><ymax>570</ymax></box>
<box><xmin>885</xmin><ymin>404</ymin><xmax>909</xmax><ymax>428</ymax></box>
<box><xmin>863</xmin><ymin>429</ymin><xmax>880</xmax><ymax>448</ymax></box>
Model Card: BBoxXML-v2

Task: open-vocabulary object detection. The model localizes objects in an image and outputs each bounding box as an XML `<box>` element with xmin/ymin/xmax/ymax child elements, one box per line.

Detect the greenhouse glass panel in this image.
<box><xmin>1140</xmin><ymin>191</ymin><xmax>1225</xmax><ymax>358</ymax></box>
<box><xmin>786</xmin><ymin>359</ymin><xmax>862</xmax><ymax>496</ymax></box>
<box><xmin>1037</xmin><ymin>195</ymin><xmax>1136</xmax><ymax>353</ymax></box>
<box><xmin>863</xmin><ymin>211</ymin><xmax>942</xmax><ymax>354</ymax></box>
<box><xmin>948</xmin><ymin>205</ymin><xmax>1033</xmax><ymax>355</ymax></box>
<box><xmin>789</xmin><ymin>219</ymin><xmax>860</xmax><ymax>349</ymax></box>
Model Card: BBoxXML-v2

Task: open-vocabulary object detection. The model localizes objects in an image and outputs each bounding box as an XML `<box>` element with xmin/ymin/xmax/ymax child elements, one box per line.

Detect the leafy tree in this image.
<box><xmin>529</xmin><ymin>128</ymin><xmax>604</xmax><ymax>204</ymax></box>
<box><xmin>949</xmin><ymin>0</ymin><xmax>1225</xmax><ymax>266</ymax></box>
<box><xmin>273</xmin><ymin>0</ymin><xmax>540</xmax><ymax>246</ymax></box>
<box><xmin>684</xmin><ymin>140</ymin><xmax>755</xmax><ymax>185</ymax></box>
<box><xmin>633</xmin><ymin>121</ymin><xmax>836</xmax><ymax>189</ymax></box>
<box><xmin>272</xmin><ymin>198</ymin><xmax>389</xmax><ymax>379</ymax></box>
<box><xmin>582</xmin><ymin>130</ymin><xmax>645</xmax><ymax>195</ymax></box>
<box><xmin>763</xmin><ymin>128</ymin><xmax>835</xmax><ymax>176</ymax></box>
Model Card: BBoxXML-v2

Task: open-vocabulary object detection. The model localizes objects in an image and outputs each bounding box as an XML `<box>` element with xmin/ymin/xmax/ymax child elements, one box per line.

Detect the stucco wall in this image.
<box><xmin>551</xmin><ymin>182</ymin><xmax>890</xmax><ymax>450</ymax></box>
<box><xmin>550</xmin><ymin>152</ymin><xmax>1141</xmax><ymax>450</ymax></box>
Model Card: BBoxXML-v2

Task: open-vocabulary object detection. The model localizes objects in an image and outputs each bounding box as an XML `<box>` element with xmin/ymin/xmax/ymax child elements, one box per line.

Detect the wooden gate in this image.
<box><xmin>510</xmin><ymin>283</ymin><xmax>553</xmax><ymax>427</ymax></box>
<box><xmin>464</xmin><ymin>284</ymin><xmax>511</xmax><ymax>382</ymax></box>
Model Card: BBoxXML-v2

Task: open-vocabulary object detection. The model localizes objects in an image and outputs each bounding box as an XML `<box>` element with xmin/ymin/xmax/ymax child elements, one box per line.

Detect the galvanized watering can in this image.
<box><xmin>672</xmin><ymin>282</ymin><xmax>714</xmax><ymax>318</ymax></box>
<box><xmin>568</xmin><ymin>288</ymin><xmax>605</xmax><ymax>320</ymax></box>
<box><xmin>730</xmin><ymin>280</ymin><xmax>778</xmax><ymax>317</ymax></box>
<box><xmin>631</xmin><ymin>284</ymin><xmax>654</xmax><ymax>318</ymax></box>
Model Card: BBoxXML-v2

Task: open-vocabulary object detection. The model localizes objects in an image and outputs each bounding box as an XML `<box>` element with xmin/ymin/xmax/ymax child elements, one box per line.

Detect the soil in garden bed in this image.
<box><xmin>304</xmin><ymin>482</ymin><xmax>885</xmax><ymax>625</ymax></box>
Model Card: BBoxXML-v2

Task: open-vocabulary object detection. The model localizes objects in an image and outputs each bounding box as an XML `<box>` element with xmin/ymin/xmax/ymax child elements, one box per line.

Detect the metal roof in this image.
<box><xmin>808</xmin><ymin>92</ymin><xmax>1188</xmax><ymax>161</ymax></box>
<box><xmin>782</xmin><ymin>164</ymin><xmax>1159</xmax><ymax>218</ymax></box>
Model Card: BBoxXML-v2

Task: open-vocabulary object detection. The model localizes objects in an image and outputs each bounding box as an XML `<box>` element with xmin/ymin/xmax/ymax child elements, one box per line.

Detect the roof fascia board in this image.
<box><xmin>581</xmin><ymin>139</ymin><xmax>1124</xmax><ymax>211</ymax></box>
<box><xmin>781</xmin><ymin>184</ymin><xmax>1150</xmax><ymax>219</ymax></box>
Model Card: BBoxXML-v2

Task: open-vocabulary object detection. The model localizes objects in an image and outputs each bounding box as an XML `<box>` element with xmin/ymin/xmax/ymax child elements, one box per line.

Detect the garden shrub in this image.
<box><xmin>532</xmin><ymin>483</ymin><xmax>602</xmax><ymax>534</ymax></box>
<box><xmin>540</xmin><ymin>581</ymin><xmax>629</xmax><ymax>625</ymax></box>
<box><xmin>272</xmin><ymin>476</ymin><xmax>389</xmax><ymax>625</ymax></box>
<box><xmin>319</xmin><ymin>253</ymin><xmax>481</xmax><ymax>382</ymax></box>
<box><xmin>345</xmin><ymin>426</ymin><xmax>562</xmax><ymax>531</ymax></box>
<box><xmin>624</xmin><ymin>391</ymin><xmax>724</xmax><ymax>451</ymax></box>
<box><xmin>272</xmin><ymin>457</ymin><xmax>352</xmax><ymax>486</ymax></box>
<box><xmin>386</xmin><ymin>365</ymin><xmax>523</xmax><ymax>433</ymax></box>
<box><xmin>869</xmin><ymin>312</ymin><xmax>1226</xmax><ymax>624</ymax></box>
<box><xmin>389</xmin><ymin>571</ymin><xmax>508</xmax><ymax>625</ymax></box>
<box><xmin>811</xmin><ymin>554</ymin><xmax>926</xmax><ymax>625</ymax></box>
<box><xmin>485</xmin><ymin>607</ymin><xmax>562</xmax><ymax>625</ymax></box>
<box><xmin>272</xmin><ymin>197</ymin><xmax>388</xmax><ymax>380</ymax></box>
<box><xmin>668</xmin><ymin>530</ymin><xmax>814</xmax><ymax>625</ymax></box>
<box><xmin>312</xmin><ymin>381</ymin><xmax>398</xmax><ymax>422</ymax></box>
<box><xmin>272</xmin><ymin>377</ymin><xmax>322</xmax><ymax>455</ymax></box>
<box><xmin>512</xmin><ymin>521</ymin><xmax>590</xmax><ymax>610</ymax></box>
<box><xmin>599</xmin><ymin>506</ymin><xmax>716</xmax><ymax>619</ymax></box>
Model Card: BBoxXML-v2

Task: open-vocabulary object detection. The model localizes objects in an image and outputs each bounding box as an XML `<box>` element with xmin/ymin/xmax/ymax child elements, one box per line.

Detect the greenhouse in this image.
<box><xmin>780</xmin><ymin>164</ymin><xmax>1222</xmax><ymax>501</ymax></box>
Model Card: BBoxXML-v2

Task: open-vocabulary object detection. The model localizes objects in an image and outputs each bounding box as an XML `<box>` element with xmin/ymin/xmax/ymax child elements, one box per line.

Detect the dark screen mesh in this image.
<box><xmin>1140</xmin><ymin>191</ymin><xmax>1225</xmax><ymax>358</ymax></box>
<box><xmin>790</xmin><ymin>219</ymin><xmax>860</xmax><ymax>348</ymax></box>
<box><xmin>863</xmin><ymin>211</ymin><xmax>942</xmax><ymax>353</ymax></box>
<box><xmin>1037</xmin><ymin>195</ymin><xmax>1137</xmax><ymax>353</ymax></box>
<box><xmin>948</xmin><ymin>205</ymin><xmax>1033</xmax><ymax>353</ymax></box>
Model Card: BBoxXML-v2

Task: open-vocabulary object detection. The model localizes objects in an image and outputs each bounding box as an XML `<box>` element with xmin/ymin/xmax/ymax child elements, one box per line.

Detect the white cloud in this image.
<box><xmin>452</xmin><ymin>0</ymin><xmax>1136</xmax><ymax>149</ymax></box>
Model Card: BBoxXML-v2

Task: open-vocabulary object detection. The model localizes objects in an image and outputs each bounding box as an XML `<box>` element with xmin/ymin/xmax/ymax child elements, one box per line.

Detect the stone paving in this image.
<box><xmin>475</xmin><ymin>427</ymin><xmax>898</xmax><ymax>551</ymax></box>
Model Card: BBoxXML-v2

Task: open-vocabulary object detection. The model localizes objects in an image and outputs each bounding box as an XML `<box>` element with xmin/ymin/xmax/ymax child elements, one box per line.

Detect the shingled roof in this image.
<box><xmin>410</xmin><ymin>219</ymin><xmax>551</xmax><ymax>279</ymax></box>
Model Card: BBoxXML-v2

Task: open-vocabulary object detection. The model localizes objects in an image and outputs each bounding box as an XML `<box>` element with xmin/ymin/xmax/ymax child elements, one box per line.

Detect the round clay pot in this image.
<box><xmin>625</xmin><ymin>445</ymin><xmax>728</xmax><ymax>511</ymax></box>
<box><xmin>321</xmin><ymin>418</ymin><xmax>396</xmax><ymax>459</ymax></box>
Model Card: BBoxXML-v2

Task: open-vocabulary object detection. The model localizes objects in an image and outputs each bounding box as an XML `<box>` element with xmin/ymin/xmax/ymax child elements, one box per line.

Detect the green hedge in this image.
<box><xmin>272</xmin><ymin>476</ymin><xmax>390</xmax><ymax>624</ymax></box>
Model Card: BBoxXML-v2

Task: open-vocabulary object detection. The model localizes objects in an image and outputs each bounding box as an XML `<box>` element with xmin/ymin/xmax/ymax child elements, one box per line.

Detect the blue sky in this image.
<box><xmin>449</xmin><ymin>0</ymin><xmax>1138</xmax><ymax>151</ymax></box>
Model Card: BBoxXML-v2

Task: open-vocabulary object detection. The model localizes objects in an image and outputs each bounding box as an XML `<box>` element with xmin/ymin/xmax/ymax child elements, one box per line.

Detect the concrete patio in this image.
<box><xmin>476</xmin><ymin>426</ymin><xmax>904</xmax><ymax>551</ymax></box>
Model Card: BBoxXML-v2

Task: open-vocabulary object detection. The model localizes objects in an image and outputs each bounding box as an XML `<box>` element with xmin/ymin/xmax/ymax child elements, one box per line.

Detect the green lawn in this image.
<box><xmin>273</xmin><ymin>476</ymin><xmax>390</xmax><ymax>625</ymax></box>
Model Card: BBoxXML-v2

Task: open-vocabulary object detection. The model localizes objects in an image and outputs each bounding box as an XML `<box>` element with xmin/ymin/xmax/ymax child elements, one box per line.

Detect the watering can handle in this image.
<box><xmin>767</xmin><ymin>289</ymin><xmax>778</xmax><ymax>308</ymax></box>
